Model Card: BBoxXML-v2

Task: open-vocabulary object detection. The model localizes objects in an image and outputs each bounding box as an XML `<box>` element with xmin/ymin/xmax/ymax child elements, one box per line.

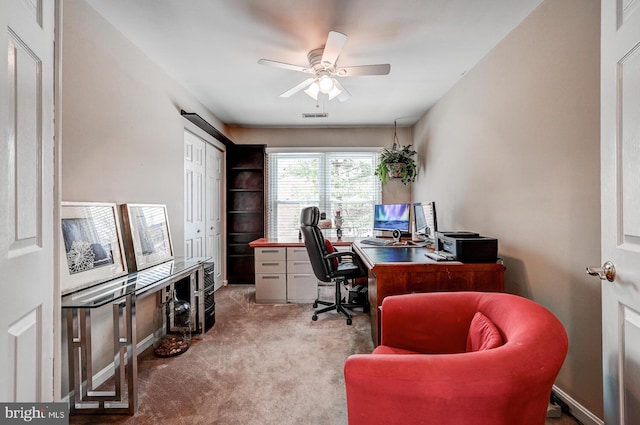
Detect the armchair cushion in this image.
<box><xmin>466</xmin><ymin>311</ymin><xmax>503</xmax><ymax>352</ymax></box>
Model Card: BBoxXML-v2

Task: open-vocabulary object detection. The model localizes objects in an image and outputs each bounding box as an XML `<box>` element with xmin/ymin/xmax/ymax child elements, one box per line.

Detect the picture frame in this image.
<box><xmin>60</xmin><ymin>202</ymin><xmax>128</xmax><ymax>294</ymax></box>
<box><xmin>120</xmin><ymin>203</ymin><xmax>174</xmax><ymax>271</ymax></box>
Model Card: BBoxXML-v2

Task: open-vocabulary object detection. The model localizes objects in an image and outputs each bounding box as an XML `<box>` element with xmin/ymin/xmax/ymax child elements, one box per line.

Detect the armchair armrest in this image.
<box><xmin>344</xmin><ymin>350</ymin><xmax>552</xmax><ymax>425</ymax></box>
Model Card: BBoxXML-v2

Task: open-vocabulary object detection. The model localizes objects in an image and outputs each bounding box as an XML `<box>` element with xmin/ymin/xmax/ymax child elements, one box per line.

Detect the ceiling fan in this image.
<box><xmin>258</xmin><ymin>31</ymin><xmax>391</xmax><ymax>102</ymax></box>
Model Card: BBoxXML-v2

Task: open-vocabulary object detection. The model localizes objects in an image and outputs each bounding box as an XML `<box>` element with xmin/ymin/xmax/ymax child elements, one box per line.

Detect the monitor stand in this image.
<box><xmin>411</xmin><ymin>229</ymin><xmax>426</xmax><ymax>242</ymax></box>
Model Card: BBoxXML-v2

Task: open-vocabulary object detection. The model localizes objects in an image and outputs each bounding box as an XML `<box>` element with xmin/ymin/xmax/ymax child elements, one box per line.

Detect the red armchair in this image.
<box><xmin>344</xmin><ymin>292</ymin><xmax>568</xmax><ymax>425</ymax></box>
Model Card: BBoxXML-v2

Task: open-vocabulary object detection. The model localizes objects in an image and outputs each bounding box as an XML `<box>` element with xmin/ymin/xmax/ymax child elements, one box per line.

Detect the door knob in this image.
<box><xmin>586</xmin><ymin>261</ymin><xmax>616</xmax><ymax>282</ymax></box>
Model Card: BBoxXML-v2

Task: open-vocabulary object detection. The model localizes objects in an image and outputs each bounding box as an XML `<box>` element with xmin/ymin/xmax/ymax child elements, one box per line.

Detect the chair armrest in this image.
<box><xmin>325</xmin><ymin>251</ymin><xmax>356</xmax><ymax>261</ymax></box>
<box><xmin>344</xmin><ymin>351</ymin><xmax>555</xmax><ymax>425</ymax></box>
<box><xmin>325</xmin><ymin>251</ymin><xmax>367</xmax><ymax>276</ymax></box>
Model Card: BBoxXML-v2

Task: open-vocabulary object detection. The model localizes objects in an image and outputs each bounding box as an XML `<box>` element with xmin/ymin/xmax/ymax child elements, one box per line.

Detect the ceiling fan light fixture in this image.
<box><xmin>318</xmin><ymin>73</ymin><xmax>335</xmax><ymax>93</ymax></box>
<box><xmin>304</xmin><ymin>79</ymin><xmax>342</xmax><ymax>101</ymax></box>
<box><xmin>327</xmin><ymin>85</ymin><xmax>342</xmax><ymax>100</ymax></box>
<box><xmin>304</xmin><ymin>82</ymin><xmax>320</xmax><ymax>100</ymax></box>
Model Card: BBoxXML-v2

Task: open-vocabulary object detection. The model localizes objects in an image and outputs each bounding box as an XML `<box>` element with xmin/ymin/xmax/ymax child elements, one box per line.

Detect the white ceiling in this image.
<box><xmin>85</xmin><ymin>0</ymin><xmax>543</xmax><ymax>128</ymax></box>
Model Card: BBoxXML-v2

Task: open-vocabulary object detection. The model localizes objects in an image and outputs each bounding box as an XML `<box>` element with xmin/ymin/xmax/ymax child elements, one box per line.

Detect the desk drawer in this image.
<box><xmin>255</xmin><ymin>260</ymin><xmax>286</xmax><ymax>274</ymax></box>
<box><xmin>287</xmin><ymin>247</ymin><xmax>310</xmax><ymax>261</ymax></box>
<box><xmin>287</xmin><ymin>260</ymin><xmax>313</xmax><ymax>274</ymax></box>
<box><xmin>255</xmin><ymin>274</ymin><xmax>286</xmax><ymax>303</ymax></box>
<box><xmin>255</xmin><ymin>247</ymin><xmax>286</xmax><ymax>261</ymax></box>
<box><xmin>287</xmin><ymin>274</ymin><xmax>317</xmax><ymax>303</ymax></box>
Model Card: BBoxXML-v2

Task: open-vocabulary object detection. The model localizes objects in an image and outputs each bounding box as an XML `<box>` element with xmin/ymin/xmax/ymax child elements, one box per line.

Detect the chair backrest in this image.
<box><xmin>300</xmin><ymin>206</ymin><xmax>332</xmax><ymax>282</ymax></box>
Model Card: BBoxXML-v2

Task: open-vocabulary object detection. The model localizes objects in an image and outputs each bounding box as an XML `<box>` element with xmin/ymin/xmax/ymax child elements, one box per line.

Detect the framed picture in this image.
<box><xmin>60</xmin><ymin>202</ymin><xmax>128</xmax><ymax>294</ymax></box>
<box><xmin>120</xmin><ymin>204</ymin><xmax>174</xmax><ymax>271</ymax></box>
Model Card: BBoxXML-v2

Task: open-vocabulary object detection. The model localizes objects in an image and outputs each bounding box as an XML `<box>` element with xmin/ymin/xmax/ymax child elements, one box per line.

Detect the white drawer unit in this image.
<box><xmin>255</xmin><ymin>274</ymin><xmax>286</xmax><ymax>303</ymax></box>
<box><xmin>286</xmin><ymin>247</ymin><xmax>317</xmax><ymax>303</ymax></box>
<box><xmin>287</xmin><ymin>273</ymin><xmax>318</xmax><ymax>303</ymax></box>
<box><xmin>253</xmin><ymin>244</ymin><xmax>350</xmax><ymax>304</ymax></box>
<box><xmin>255</xmin><ymin>247</ymin><xmax>287</xmax><ymax>303</ymax></box>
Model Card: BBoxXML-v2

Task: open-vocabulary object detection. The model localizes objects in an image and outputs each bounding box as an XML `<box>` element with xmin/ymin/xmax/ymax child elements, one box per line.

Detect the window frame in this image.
<box><xmin>266</xmin><ymin>147</ymin><xmax>381</xmax><ymax>239</ymax></box>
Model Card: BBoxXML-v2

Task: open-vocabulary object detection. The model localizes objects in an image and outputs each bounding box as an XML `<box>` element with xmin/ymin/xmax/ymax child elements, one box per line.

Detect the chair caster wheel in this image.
<box><xmin>312</xmin><ymin>315</ymin><xmax>318</xmax><ymax>321</ymax></box>
<box><xmin>313</xmin><ymin>302</ymin><xmax>318</xmax><ymax>308</ymax></box>
<box><xmin>346</xmin><ymin>318</ymin><xmax>352</xmax><ymax>325</ymax></box>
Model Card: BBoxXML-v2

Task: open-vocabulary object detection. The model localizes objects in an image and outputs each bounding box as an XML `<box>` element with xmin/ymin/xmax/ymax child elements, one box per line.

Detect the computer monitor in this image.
<box><xmin>373</xmin><ymin>203</ymin><xmax>410</xmax><ymax>233</ymax></box>
<box><xmin>413</xmin><ymin>202</ymin><xmax>437</xmax><ymax>238</ymax></box>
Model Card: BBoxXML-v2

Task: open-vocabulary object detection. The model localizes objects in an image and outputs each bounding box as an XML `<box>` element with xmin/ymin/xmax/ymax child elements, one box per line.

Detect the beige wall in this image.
<box><xmin>60</xmin><ymin>0</ymin><xmax>227</xmax><ymax>393</ymax></box>
<box><xmin>413</xmin><ymin>0</ymin><xmax>602</xmax><ymax>417</ymax></box>
<box><xmin>62</xmin><ymin>0</ymin><xmax>226</xmax><ymax>256</ymax></box>
<box><xmin>229</xmin><ymin>126</ymin><xmax>413</xmax><ymax>203</ymax></box>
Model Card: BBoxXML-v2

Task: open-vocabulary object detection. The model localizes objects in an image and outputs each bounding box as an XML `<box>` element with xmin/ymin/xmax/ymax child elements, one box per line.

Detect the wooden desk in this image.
<box><xmin>248</xmin><ymin>237</ymin><xmax>354</xmax><ymax>248</ymax></box>
<box><xmin>352</xmin><ymin>242</ymin><xmax>505</xmax><ymax>345</ymax></box>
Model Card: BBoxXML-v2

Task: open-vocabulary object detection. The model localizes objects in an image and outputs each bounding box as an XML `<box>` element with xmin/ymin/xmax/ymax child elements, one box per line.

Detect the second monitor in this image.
<box><xmin>413</xmin><ymin>201</ymin><xmax>438</xmax><ymax>240</ymax></box>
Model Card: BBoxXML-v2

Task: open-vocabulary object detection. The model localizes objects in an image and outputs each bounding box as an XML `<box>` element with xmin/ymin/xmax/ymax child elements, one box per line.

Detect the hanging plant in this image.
<box><xmin>375</xmin><ymin>122</ymin><xmax>417</xmax><ymax>185</ymax></box>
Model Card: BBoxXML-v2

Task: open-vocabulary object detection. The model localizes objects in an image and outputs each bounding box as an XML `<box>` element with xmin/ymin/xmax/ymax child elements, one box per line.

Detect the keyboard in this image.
<box><xmin>360</xmin><ymin>238</ymin><xmax>394</xmax><ymax>246</ymax></box>
<box><xmin>425</xmin><ymin>251</ymin><xmax>456</xmax><ymax>261</ymax></box>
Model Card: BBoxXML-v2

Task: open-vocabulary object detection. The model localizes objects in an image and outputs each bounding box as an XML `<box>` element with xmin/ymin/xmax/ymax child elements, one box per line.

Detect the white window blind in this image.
<box><xmin>266</xmin><ymin>150</ymin><xmax>381</xmax><ymax>239</ymax></box>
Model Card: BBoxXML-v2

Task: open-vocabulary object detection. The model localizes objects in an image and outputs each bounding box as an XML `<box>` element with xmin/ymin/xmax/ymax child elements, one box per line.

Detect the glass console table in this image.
<box><xmin>61</xmin><ymin>257</ymin><xmax>210</xmax><ymax>415</ymax></box>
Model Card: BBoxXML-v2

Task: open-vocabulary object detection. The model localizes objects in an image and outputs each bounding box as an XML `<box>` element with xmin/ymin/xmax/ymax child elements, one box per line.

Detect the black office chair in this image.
<box><xmin>300</xmin><ymin>206</ymin><xmax>368</xmax><ymax>325</ymax></box>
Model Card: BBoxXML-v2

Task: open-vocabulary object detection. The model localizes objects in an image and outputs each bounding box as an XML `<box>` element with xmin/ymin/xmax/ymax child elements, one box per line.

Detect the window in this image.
<box><xmin>266</xmin><ymin>150</ymin><xmax>381</xmax><ymax>239</ymax></box>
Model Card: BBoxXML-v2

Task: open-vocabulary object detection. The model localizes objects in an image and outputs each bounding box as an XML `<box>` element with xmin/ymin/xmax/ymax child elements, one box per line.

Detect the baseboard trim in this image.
<box><xmin>552</xmin><ymin>385</ymin><xmax>603</xmax><ymax>425</ymax></box>
<box><xmin>92</xmin><ymin>333</ymin><xmax>155</xmax><ymax>389</ymax></box>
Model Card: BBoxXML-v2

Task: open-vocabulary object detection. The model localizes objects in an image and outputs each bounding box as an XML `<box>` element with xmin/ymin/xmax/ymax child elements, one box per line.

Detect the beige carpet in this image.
<box><xmin>70</xmin><ymin>285</ymin><xmax>581</xmax><ymax>425</ymax></box>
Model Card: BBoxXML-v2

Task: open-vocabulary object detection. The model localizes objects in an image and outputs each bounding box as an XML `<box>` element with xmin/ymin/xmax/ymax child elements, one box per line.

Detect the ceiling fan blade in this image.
<box><xmin>333</xmin><ymin>80</ymin><xmax>351</xmax><ymax>102</ymax></box>
<box><xmin>336</xmin><ymin>64</ymin><xmax>391</xmax><ymax>77</ymax></box>
<box><xmin>258</xmin><ymin>59</ymin><xmax>312</xmax><ymax>73</ymax></box>
<box><xmin>321</xmin><ymin>31</ymin><xmax>347</xmax><ymax>68</ymax></box>
<box><xmin>280</xmin><ymin>78</ymin><xmax>315</xmax><ymax>98</ymax></box>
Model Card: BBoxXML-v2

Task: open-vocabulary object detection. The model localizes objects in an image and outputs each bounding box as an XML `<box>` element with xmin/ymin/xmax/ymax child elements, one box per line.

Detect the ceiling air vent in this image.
<box><xmin>302</xmin><ymin>112</ymin><xmax>328</xmax><ymax>118</ymax></box>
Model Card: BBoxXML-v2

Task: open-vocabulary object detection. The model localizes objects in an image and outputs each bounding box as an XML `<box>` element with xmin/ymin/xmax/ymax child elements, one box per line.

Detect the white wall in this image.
<box><xmin>60</xmin><ymin>0</ymin><xmax>227</xmax><ymax>393</ymax></box>
<box><xmin>412</xmin><ymin>0</ymin><xmax>602</xmax><ymax>417</ymax></box>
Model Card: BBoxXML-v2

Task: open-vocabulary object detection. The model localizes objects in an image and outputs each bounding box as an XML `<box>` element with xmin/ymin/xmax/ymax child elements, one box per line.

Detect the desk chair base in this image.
<box><xmin>312</xmin><ymin>278</ymin><xmax>363</xmax><ymax>325</ymax></box>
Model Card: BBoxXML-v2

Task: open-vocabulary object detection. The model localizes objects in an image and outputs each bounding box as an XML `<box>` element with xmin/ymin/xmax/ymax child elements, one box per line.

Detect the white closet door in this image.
<box><xmin>206</xmin><ymin>144</ymin><xmax>224</xmax><ymax>290</ymax></box>
<box><xmin>184</xmin><ymin>131</ymin><xmax>206</xmax><ymax>258</ymax></box>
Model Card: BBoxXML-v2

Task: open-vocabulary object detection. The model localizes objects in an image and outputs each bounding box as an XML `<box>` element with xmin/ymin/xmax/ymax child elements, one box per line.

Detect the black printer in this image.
<box><xmin>435</xmin><ymin>231</ymin><xmax>498</xmax><ymax>263</ymax></box>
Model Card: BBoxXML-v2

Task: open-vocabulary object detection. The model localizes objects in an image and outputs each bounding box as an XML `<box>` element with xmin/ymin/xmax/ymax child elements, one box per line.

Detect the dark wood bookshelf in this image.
<box><xmin>226</xmin><ymin>145</ymin><xmax>265</xmax><ymax>284</ymax></box>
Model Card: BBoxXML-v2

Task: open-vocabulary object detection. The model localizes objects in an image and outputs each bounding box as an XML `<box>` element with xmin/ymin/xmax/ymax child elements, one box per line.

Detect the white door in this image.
<box><xmin>184</xmin><ymin>131</ymin><xmax>206</xmax><ymax>258</ymax></box>
<box><xmin>0</xmin><ymin>0</ymin><xmax>55</xmax><ymax>401</ymax></box>
<box><xmin>206</xmin><ymin>144</ymin><xmax>224</xmax><ymax>290</ymax></box>
<box><xmin>597</xmin><ymin>0</ymin><xmax>640</xmax><ymax>423</ymax></box>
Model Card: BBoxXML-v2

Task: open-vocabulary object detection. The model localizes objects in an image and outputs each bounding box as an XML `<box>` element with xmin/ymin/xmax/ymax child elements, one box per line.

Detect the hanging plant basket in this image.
<box><xmin>375</xmin><ymin>145</ymin><xmax>418</xmax><ymax>185</ymax></box>
<box><xmin>387</xmin><ymin>162</ymin><xmax>406</xmax><ymax>178</ymax></box>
